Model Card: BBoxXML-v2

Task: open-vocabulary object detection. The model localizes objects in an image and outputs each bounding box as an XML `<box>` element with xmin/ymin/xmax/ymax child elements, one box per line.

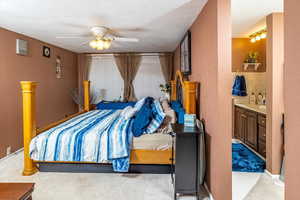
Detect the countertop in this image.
<box><xmin>235</xmin><ymin>103</ymin><xmax>267</xmax><ymax>115</ymax></box>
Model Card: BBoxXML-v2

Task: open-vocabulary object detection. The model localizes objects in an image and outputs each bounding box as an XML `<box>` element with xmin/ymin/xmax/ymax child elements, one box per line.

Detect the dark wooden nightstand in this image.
<box><xmin>0</xmin><ymin>183</ymin><xmax>34</xmax><ymax>200</ymax></box>
<box><xmin>172</xmin><ymin>123</ymin><xmax>206</xmax><ymax>200</ymax></box>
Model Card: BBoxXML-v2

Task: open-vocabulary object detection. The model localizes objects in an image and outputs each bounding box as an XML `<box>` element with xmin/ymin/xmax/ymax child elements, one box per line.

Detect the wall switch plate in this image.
<box><xmin>6</xmin><ymin>146</ymin><xmax>11</xmax><ymax>156</ymax></box>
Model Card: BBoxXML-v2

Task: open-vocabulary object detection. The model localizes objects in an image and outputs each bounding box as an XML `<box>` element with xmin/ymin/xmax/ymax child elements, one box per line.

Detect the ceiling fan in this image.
<box><xmin>56</xmin><ymin>26</ymin><xmax>139</xmax><ymax>50</ymax></box>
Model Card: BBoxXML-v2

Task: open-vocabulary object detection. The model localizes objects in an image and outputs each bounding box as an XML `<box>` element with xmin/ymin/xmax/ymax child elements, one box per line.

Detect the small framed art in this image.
<box><xmin>180</xmin><ymin>31</ymin><xmax>191</xmax><ymax>75</ymax></box>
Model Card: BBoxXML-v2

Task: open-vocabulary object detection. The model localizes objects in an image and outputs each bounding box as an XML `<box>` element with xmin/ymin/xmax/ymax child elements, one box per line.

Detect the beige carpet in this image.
<box><xmin>0</xmin><ymin>151</ymin><xmax>209</xmax><ymax>200</ymax></box>
<box><xmin>243</xmin><ymin>173</ymin><xmax>284</xmax><ymax>200</ymax></box>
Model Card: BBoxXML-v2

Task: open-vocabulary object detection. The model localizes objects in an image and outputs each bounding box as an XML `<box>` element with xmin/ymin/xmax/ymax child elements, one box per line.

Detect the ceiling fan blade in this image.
<box><xmin>113</xmin><ymin>37</ymin><xmax>139</xmax><ymax>42</ymax></box>
<box><xmin>80</xmin><ymin>41</ymin><xmax>90</xmax><ymax>46</ymax></box>
<box><xmin>55</xmin><ymin>34</ymin><xmax>92</xmax><ymax>39</ymax></box>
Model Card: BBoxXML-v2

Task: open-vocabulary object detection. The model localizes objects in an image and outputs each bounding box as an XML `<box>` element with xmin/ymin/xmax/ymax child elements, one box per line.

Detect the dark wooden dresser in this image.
<box><xmin>172</xmin><ymin>124</ymin><xmax>205</xmax><ymax>200</ymax></box>
<box><xmin>234</xmin><ymin>105</ymin><xmax>266</xmax><ymax>158</ymax></box>
<box><xmin>0</xmin><ymin>183</ymin><xmax>34</xmax><ymax>200</ymax></box>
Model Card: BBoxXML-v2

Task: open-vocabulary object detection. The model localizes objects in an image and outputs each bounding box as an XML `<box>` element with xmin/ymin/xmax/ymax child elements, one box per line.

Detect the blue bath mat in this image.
<box><xmin>232</xmin><ymin>143</ymin><xmax>265</xmax><ymax>172</ymax></box>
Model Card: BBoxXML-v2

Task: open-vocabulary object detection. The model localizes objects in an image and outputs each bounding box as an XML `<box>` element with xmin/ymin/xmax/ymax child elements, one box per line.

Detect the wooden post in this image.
<box><xmin>183</xmin><ymin>81</ymin><xmax>197</xmax><ymax>114</ymax></box>
<box><xmin>170</xmin><ymin>80</ymin><xmax>176</xmax><ymax>101</ymax></box>
<box><xmin>20</xmin><ymin>81</ymin><xmax>38</xmax><ymax>176</ymax></box>
<box><xmin>83</xmin><ymin>80</ymin><xmax>90</xmax><ymax>111</ymax></box>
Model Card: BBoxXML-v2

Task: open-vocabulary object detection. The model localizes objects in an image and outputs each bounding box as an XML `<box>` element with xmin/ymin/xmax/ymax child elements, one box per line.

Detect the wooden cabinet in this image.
<box><xmin>234</xmin><ymin>106</ymin><xmax>266</xmax><ymax>158</ymax></box>
<box><xmin>258</xmin><ymin>114</ymin><xmax>267</xmax><ymax>157</ymax></box>
<box><xmin>234</xmin><ymin>107</ymin><xmax>247</xmax><ymax>142</ymax></box>
<box><xmin>245</xmin><ymin>111</ymin><xmax>258</xmax><ymax>150</ymax></box>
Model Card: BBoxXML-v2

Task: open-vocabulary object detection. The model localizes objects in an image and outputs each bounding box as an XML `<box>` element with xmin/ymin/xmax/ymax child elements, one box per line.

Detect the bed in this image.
<box><xmin>20</xmin><ymin>70</ymin><xmax>198</xmax><ymax>175</ymax></box>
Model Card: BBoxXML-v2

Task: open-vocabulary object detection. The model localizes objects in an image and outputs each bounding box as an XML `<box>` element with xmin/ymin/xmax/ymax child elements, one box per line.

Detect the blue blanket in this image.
<box><xmin>30</xmin><ymin>110</ymin><xmax>134</xmax><ymax>172</ymax></box>
<box><xmin>132</xmin><ymin>97</ymin><xmax>166</xmax><ymax>137</ymax></box>
<box><xmin>132</xmin><ymin>97</ymin><xmax>154</xmax><ymax>137</ymax></box>
<box><xmin>30</xmin><ymin>98</ymin><xmax>166</xmax><ymax>172</ymax></box>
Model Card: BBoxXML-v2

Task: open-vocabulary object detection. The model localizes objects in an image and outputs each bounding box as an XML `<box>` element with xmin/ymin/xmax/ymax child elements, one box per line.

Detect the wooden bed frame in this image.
<box><xmin>20</xmin><ymin>70</ymin><xmax>198</xmax><ymax>176</ymax></box>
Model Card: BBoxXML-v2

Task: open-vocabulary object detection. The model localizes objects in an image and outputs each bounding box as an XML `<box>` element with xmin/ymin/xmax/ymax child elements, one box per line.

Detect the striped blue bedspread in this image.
<box><xmin>30</xmin><ymin>109</ymin><xmax>134</xmax><ymax>172</ymax></box>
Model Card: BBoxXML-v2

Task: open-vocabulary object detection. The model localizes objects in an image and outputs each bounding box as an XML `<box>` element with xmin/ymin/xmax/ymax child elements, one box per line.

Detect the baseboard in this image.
<box><xmin>232</xmin><ymin>138</ymin><xmax>242</xmax><ymax>143</ymax></box>
<box><xmin>264</xmin><ymin>169</ymin><xmax>278</xmax><ymax>178</ymax></box>
<box><xmin>0</xmin><ymin>148</ymin><xmax>23</xmax><ymax>163</ymax></box>
<box><xmin>264</xmin><ymin>170</ymin><xmax>284</xmax><ymax>187</ymax></box>
<box><xmin>204</xmin><ymin>182</ymin><xmax>214</xmax><ymax>200</ymax></box>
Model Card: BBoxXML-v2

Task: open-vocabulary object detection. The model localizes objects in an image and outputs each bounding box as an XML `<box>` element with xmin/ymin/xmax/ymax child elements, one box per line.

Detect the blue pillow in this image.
<box><xmin>170</xmin><ymin>101</ymin><xmax>185</xmax><ymax>124</ymax></box>
<box><xmin>170</xmin><ymin>101</ymin><xmax>182</xmax><ymax>108</ymax></box>
<box><xmin>145</xmin><ymin>100</ymin><xmax>166</xmax><ymax>134</ymax></box>
<box><xmin>96</xmin><ymin>101</ymin><xmax>136</xmax><ymax>110</ymax></box>
<box><xmin>176</xmin><ymin>108</ymin><xmax>185</xmax><ymax>124</ymax></box>
<box><xmin>132</xmin><ymin>97</ymin><xmax>154</xmax><ymax>137</ymax></box>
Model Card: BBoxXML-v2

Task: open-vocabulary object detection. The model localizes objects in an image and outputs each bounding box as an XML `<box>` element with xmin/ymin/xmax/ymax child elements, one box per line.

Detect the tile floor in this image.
<box><xmin>232</xmin><ymin>172</ymin><xmax>262</xmax><ymax>200</ymax></box>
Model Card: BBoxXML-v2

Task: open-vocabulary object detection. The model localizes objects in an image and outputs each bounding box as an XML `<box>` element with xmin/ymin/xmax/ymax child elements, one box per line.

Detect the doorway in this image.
<box><xmin>231</xmin><ymin>1</ymin><xmax>284</xmax><ymax>199</ymax></box>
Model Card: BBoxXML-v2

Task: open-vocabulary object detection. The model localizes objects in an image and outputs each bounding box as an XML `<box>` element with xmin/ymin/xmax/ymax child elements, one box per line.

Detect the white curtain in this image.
<box><xmin>88</xmin><ymin>55</ymin><xmax>123</xmax><ymax>102</ymax></box>
<box><xmin>134</xmin><ymin>56</ymin><xmax>165</xmax><ymax>99</ymax></box>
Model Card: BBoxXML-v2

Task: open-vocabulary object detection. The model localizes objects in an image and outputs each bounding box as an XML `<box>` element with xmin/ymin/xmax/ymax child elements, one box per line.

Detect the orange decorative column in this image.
<box><xmin>170</xmin><ymin>80</ymin><xmax>176</xmax><ymax>101</ymax></box>
<box><xmin>20</xmin><ymin>81</ymin><xmax>38</xmax><ymax>176</ymax></box>
<box><xmin>183</xmin><ymin>81</ymin><xmax>197</xmax><ymax>114</ymax></box>
<box><xmin>83</xmin><ymin>80</ymin><xmax>90</xmax><ymax>111</ymax></box>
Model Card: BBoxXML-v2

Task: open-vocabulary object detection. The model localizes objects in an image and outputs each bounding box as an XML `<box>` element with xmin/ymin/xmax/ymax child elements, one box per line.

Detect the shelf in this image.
<box><xmin>243</xmin><ymin>63</ymin><xmax>261</xmax><ymax>71</ymax></box>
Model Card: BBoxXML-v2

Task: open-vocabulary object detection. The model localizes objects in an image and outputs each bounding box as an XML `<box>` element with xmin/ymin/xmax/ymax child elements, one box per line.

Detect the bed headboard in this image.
<box><xmin>170</xmin><ymin>71</ymin><xmax>198</xmax><ymax>114</ymax></box>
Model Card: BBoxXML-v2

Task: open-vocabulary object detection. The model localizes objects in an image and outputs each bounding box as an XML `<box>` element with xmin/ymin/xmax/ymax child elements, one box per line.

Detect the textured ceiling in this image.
<box><xmin>232</xmin><ymin>0</ymin><xmax>283</xmax><ymax>38</ymax></box>
<box><xmin>0</xmin><ymin>0</ymin><xmax>207</xmax><ymax>53</ymax></box>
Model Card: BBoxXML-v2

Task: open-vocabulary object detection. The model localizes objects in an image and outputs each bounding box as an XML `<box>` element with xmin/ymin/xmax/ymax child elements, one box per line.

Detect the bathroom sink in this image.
<box><xmin>258</xmin><ymin>105</ymin><xmax>267</xmax><ymax>110</ymax></box>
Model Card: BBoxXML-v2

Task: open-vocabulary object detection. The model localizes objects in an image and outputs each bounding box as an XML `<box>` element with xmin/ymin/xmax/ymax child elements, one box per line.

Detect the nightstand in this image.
<box><xmin>172</xmin><ymin>123</ymin><xmax>206</xmax><ymax>200</ymax></box>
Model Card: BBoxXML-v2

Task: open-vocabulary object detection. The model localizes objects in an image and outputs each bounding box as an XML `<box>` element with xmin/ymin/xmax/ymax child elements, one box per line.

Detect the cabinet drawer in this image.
<box><xmin>258</xmin><ymin>114</ymin><xmax>266</xmax><ymax>127</ymax></box>
<box><xmin>258</xmin><ymin>140</ymin><xmax>266</xmax><ymax>158</ymax></box>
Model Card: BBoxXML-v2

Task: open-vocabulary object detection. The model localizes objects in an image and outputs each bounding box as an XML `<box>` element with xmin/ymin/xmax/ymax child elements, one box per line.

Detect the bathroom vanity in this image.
<box><xmin>234</xmin><ymin>104</ymin><xmax>266</xmax><ymax>158</ymax></box>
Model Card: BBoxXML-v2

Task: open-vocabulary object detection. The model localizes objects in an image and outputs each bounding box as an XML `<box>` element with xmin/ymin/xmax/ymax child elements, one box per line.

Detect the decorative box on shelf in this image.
<box><xmin>243</xmin><ymin>63</ymin><xmax>261</xmax><ymax>71</ymax></box>
<box><xmin>184</xmin><ymin>114</ymin><xmax>196</xmax><ymax>127</ymax></box>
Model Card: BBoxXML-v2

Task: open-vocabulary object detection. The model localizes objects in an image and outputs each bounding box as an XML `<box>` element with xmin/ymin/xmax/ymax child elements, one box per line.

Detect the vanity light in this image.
<box><xmin>249</xmin><ymin>29</ymin><xmax>267</xmax><ymax>43</ymax></box>
<box><xmin>250</xmin><ymin>37</ymin><xmax>256</xmax><ymax>43</ymax></box>
<box><xmin>260</xmin><ymin>32</ymin><xmax>267</xmax><ymax>39</ymax></box>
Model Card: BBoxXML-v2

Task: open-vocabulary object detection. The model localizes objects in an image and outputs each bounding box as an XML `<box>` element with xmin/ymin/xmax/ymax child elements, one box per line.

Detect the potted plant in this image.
<box><xmin>245</xmin><ymin>52</ymin><xmax>259</xmax><ymax>63</ymax></box>
<box><xmin>159</xmin><ymin>83</ymin><xmax>171</xmax><ymax>100</ymax></box>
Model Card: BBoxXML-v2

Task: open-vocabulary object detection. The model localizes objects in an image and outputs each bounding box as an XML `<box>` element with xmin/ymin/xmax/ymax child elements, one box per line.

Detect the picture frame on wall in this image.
<box><xmin>56</xmin><ymin>56</ymin><xmax>63</xmax><ymax>79</ymax></box>
<box><xmin>180</xmin><ymin>31</ymin><xmax>191</xmax><ymax>75</ymax></box>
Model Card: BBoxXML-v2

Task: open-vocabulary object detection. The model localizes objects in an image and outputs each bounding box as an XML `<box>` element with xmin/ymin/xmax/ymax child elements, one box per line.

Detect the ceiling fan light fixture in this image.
<box><xmin>89</xmin><ymin>38</ymin><xmax>112</xmax><ymax>50</ymax></box>
<box><xmin>96</xmin><ymin>40</ymin><xmax>104</xmax><ymax>49</ymax></box>
<box><xmin>96</xmin><ymin>46</ymin><xmax>103</xmax><ymax>50</ymax></box>
<box><xmin>89</xmin><ymin>40</ymin><xmax>98</xmax><ymax>49</ymax></box>
<box><xmin>103</xmin><ymin>39</ymin><xmax>112</xmax><ymax>49</ymax></box>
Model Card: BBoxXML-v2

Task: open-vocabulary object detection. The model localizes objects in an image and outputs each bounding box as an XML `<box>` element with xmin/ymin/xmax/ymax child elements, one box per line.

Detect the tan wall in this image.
<box><xmin>232</xmin><ymin>38</ymin><xmax>266</xmax><ymax>72</ymax></box>
<box><xmin>284</xmin><ymin>0</ymin><xmax>300</xmax><ymax>199</ymax></box>
<box><xmin>0</xmin><ymin>27</ymin><xmax>78</xmax><ymax>158</ymax></box>
<box><xmin>266</xmin><ymin>13</ymin><xmax>284</xmax><ymax>174</ymax></box>
<box><xmin>174</xmin><ymin>0</ymin><xmax>232</xmax><ymax>199</ymax></box>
